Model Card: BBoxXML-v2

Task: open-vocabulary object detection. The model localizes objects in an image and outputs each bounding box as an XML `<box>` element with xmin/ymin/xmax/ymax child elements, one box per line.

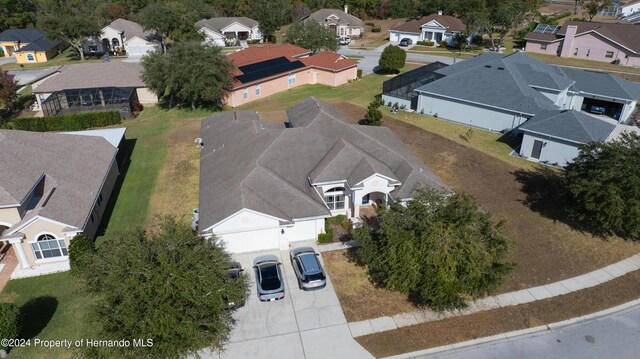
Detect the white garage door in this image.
<box><xmin>126</xmin><ymin>46</ymin><xmax>154</xmax><ymax>55</ymax></box>
<box><xmin>219</xmin><ymin>228</ymin><xmax>280</xmax><ymax>253</ymax></box>
<box><xmin>390</xmin><ymin>31</ymin><xmax>420</xmax><ymax>43</ymax></box>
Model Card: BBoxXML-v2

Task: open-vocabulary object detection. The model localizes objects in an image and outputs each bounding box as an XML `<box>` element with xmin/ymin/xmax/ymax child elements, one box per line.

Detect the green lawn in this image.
<box><xmin>0</xmin><ymin>47</ymin><xmax>124</xmax><ymax>71</ymax></box>
<box><xmin>0</xmin><ymin>273</ymin><xmax>93</xmax><ymax>359</ymax></box>
<box><xmin>526</xmin><ymin>52</ymin><xmax>640</xmax><ymax>76</ymax></box>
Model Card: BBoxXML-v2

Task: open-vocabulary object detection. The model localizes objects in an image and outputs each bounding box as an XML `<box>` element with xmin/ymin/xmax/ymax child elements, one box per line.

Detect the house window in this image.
<box><xmin>540</xmin><ymin>44</ymin><xmax>547</xmax><ymax>50</ymax></box>
<box><xmin>288</xmin><ymin>74</ymin><xmax>296</xmax><ymax>86</ymax></box>
<box><xmin>31</xmin><ymin>234</ymin><xmax>68</xmax><ymax>260</ymax></box>
<box><xmin>255</xmin><ymin>85</ymin><xmax>260</xmax><ymax>96</ymax></box>
<box><xmin>26</xmin><ymin>54</ymin><xmax>35</xmax><ymax>61</ymax></box>
<box><xmin>340</xmin><ymin>28</ymin><xmax>344</xmax><ymax>35</ymax></box>
<box><xmin>574</xmin><ymin>48</ymin><xmax>578</xmax><ymax>55</ymax></box>
<box><xmin>88</xmin><ymin>44</ymin><xmax>98</xmax><ymax>52</ymax></box>
<box><xmin>605</xmin><ymin>51</ymin><xmax>614</xmax><ymax>58</ymax></box>
<box><xmin>349</xmin><ymin>28</ymin><xmax>352</xmax><ymax>35</ymax></box>
<box><xmin>112</xmin><ymin>38</ymin><xmax>120</xmax><ymax>49</ymax></box>
<box><xmin>243</xmin><ymin>89</ymin><xmax>248</xmax><ymax>99</ymax></box>
<box><xmin>586</xmin><ymin>49</ymin><xmax>590</xmax><ymax>57</ymax></box>
<box><xmin>325</xmin><ymin>187</ymin><xmax>345</xmax><ymax>210</ymax></box>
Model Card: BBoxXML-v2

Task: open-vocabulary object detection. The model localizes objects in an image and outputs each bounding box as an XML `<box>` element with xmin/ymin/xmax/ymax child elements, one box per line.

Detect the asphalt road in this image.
<box><xmin>417</xmin><ymin>303</ymin><xmax>640</xmax><ymax>359</ymax></box>
<box><xmin>338</xmin><ymin>45</ymin><xmax>461</xmax><ymax>75</ymax></box>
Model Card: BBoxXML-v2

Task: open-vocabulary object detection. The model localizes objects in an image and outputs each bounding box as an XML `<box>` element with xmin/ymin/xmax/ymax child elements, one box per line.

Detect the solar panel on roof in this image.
<box><xmin>236</xmin><ymin>60</ymin><xmax>306</xmax><ymax>84</ymax></box>
<box><xmin>534</xmin><ymin>24</ymin><xmax>560</xmax><ymax>35</ymax></box>
<box><xmin>238</xmin><ymin>57</ymin><xmax>292</xmax><ymax>74</ymax></box>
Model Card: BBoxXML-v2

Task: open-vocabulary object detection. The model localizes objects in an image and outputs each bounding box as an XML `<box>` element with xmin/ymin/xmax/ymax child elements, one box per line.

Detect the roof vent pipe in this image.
<box><xmin>344</xmin><ymin>4</ymin><xmax>348</xmax><ymax>14</ymax></box>
<box><xmin>438</xmin><ymin>10</ymin><xmax>443</xmax><ymax>16</ymax></box>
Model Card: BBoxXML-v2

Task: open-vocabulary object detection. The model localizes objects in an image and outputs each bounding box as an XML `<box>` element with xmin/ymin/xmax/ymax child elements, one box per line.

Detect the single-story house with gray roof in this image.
<box><xmin>383</xmin><ymin>52</ymin><xmax>640</xmax><ymax>166</ymax></box>
<box><xmin>198</xmin><ymin>97</ymin><xmax>445</xmax><ymax>253</ymax></box>
<box><xmin>195</xmin><ymin>17</ymin><xmax>262</xmax><ymax>46</ymax></box>
<box><xmin>0</xmin><ymin>128</ymin><xmax>126</xmax><ymax>276</ymax></box>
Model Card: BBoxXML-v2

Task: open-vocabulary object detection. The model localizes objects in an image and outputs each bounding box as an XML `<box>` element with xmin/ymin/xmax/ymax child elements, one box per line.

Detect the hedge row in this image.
<box><xmin>13</xmin><ymin>111</ymin><xmax>121</xmax><ymax>132</ymax></box>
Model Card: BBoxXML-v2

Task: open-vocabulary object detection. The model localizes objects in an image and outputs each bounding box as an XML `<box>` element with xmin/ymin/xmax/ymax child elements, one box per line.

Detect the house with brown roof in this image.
<box><xmin>82</xmin><ymin>18</ymin><xmax>160</xmax><ymax>56</ymax></box>
<box><xmin>195</xmin><ymin>17</ymin><xmax>262</xmax><ymax>47</ymax></box>
<box><xmin>0</xmin><ymin>128</ymin><xmax>126</xmax><ymax>276</ymax></box>
<box><xmin>198</xmin><ymin>98</ymin><xmax>445</xmax><ymax>253</ymax></box>
<box><xmin>300</xmin><ymin>6</ymin><xmax>364</xmax><ymax>39</ymax></box>
<box><xmin>32</xmin><ymin>62</ymin><xmax>158</xmax><ymax>117</ymax></box>
<box><xmin>389</xmin><ymin>12</ymin><xmax>467</xmax><ymax>46</ymax></box>
<box><xmin>524</xmin><ymin>21</ymin><xmax>640</xmax><ymax>67</ymax></box>
<box><xmin>224</xmin><ymin>44</ymin><xmax>358</xmax><ymax>107</ymax></box>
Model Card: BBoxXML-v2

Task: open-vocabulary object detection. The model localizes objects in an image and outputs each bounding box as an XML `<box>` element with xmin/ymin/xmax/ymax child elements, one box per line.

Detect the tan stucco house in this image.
<box><xmin>300</xmin><ymin>6</ymin><xmax>364</xmax><ymax>39</ymax></box>
<box><xmin>0</xmin><ymin>128</ymin><xmax>126</xmax><ymax>276</ymax></box>
<box><xmin>0</xmin><ymin>29</ymin><xmax>61</xmax><ymax>64</ymax></box>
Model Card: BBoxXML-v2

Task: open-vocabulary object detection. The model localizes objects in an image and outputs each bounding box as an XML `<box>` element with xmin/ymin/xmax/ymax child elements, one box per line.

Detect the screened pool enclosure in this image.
<box><xmin>40</xmin><ymin>87</ymin><xmax>136</xmax><ymax>117</ymax></box>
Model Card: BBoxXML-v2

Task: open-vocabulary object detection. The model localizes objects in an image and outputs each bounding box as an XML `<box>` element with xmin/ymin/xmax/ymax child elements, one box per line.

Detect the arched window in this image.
<box><xmin>31</xmin><ymin>233</ymin><xmax>68</xmax><ymax>259</ymax></box>
<box><xmin>324</xmin><ymin>187</ymin><xmax>345</xmax><ymax>210</ymax></box>
<box><xmin>112</xmin><ymin>38</ymin><xmax>120</xmax><ymax>49</ymax></box>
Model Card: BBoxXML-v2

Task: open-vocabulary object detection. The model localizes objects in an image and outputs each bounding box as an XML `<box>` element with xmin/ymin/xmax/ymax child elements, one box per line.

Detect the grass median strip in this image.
<box><xmin>355</xmin><ymin>270</ymin><xmax>640</xmax><ymax>358</ymax></box>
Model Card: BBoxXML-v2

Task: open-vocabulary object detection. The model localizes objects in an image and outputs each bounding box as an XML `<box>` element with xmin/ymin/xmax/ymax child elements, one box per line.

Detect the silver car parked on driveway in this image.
<box><xmin>290</xmin><ymin>247</ymin><xmax>327</xmax><ymax>290</ymax></box>
<box><xmin>253</xmin><ymin>255</ymin><xmax>285</xmax><ymax>301</ymax></box>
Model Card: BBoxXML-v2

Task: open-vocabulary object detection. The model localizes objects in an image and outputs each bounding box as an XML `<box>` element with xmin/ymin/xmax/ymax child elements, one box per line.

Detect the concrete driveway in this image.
<box><xmin>0</xmin><ymin>55</ymin><xmax>16</xmax><ymax>66</ymax></box>
<box><xmin>203</xmin><ymin>242</ymin><xmax>373</xmax><ymax>359</ymax></box>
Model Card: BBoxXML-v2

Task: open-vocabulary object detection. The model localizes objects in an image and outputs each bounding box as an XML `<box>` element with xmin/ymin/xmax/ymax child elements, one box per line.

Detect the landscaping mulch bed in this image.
<box><xmin>356</xmin><ymin>269</ymin><xmax>640</xmax><ymax>358</ymax></box>
<box><xmin>334</xmin><ymin>102</ymin><xmax>639</xmax><ymax>293</ymax></box>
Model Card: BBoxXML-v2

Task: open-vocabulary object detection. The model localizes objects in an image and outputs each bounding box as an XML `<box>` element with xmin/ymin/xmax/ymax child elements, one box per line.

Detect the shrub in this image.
<box><xmin>361</xmin><ymin>99</ymin><xmax>382</xmax><ymax>126</ymax></box>
<box><xmin>317</xmin><ymin>232</ymin><xmax>333</xmax><ymax>243</ymax></box>
<box><xmin>69</xmin><ymin>234</ymin><xmax>95</xmax><ymax>273</ymax></box>
<box><xmin>365</xmin><ymin>21</ymin><xmax>375</xmax><ymax>26</ymax></box>
<box><xmin>0</xmin><ymin>303</ymin><xmax>20</xmax><ymax>348</ymax></box>
<box><xmin>387</xmin><ymin>101</ymin><xmax>392</xmax><ymax>107</ymax></box>
<box><xmin>417</xmin><ymin>40</ymin><xmax>434</xmax><ymax>46</ymax></box>
<box><xmin>357</xmin><ymin>69</ymin><xmax>363</xmax><ymax>78</ymax></box>
<box><xmin>327</xmin><ymin>215</ymin><xmax>346</xmax><ymax>225</ymax></box>
<box><xmin>12</xmin><ymin>111</ymin><xmax>121</xmax><ymax>132</ymax></box>
<box><xmin>439</xmin><ymin>41</ymin><xmax>448</xmax><ymax>48</ymax></box>
<box><xmin>341</xmin><ymin>220</ymin><xmax>352</xmax><ymax>231</ymax></box>
<box><xmin>371</xmin><ymin>26</ymin><xmax>381</xmax><ymax>32</ymax></box>
<box><xmin>379</xmin><ymin>45</ymin><xmax>406</xmax><ymax>73</ymax></box>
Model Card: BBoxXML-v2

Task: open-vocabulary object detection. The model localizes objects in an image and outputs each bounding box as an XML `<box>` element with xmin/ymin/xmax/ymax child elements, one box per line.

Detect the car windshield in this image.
<box><xmin>306</xmin><ymin>273</ymin><xmax>325</xmax><ymax>282</ymax></box>
<box><xmin>260</xmin><ymin>264</ymin><xmax>281</xmax><ymax>290</ymax></box>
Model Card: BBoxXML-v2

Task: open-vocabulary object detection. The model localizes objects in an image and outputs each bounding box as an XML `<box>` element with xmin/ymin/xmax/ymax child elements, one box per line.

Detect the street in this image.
<box><xmin>338</xmin><ymin>45</ymin><xmax>461</xmax><ymax>75</ymax></box>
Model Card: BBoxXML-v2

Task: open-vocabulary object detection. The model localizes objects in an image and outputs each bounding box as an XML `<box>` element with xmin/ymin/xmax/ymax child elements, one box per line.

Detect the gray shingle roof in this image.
<box><xmin>0</xmin><ymin>130</ymin><xmax>118</xmax><ymax>232</ymax></box>
<box><xmin>14</xmin><ymin>37</ymin><xmax>59</xmax><ymax>52</ymax></box>
<box><xmin>195</xmin><ymin>17</ymin><xmax>259</xmax><ymax>34</ymax></box>
<box><xmin>199</xmin><ymin>98</ymin><xmax>445</xmax><ymax>230</ymax></box>
<box><xmin>519</xmin><ymin>110</ymin><xmax>616</xmax><ymax>144</ymax></box>
<box><xmin>391</xmin><ymin>14</ymin><xmax>466</xmax><ymax>34</ymax></box>
<box><xmin>301</xmin><ymin>9</ymin><xmax>364</xmax><ymax>28</ymax></box>
<box><xmin>108</xmin><ymin>18</ymin><xmax>153</xmax><ymax>40</ymax></box>
<box><xmin>0</xmin><ymin>29</ymin><xmax>47</xmax><ymax>43</ymax></box>
<box><xmin>33</xmin><ymin>62</ymin><xmax>146</xmax><ymax>93</ymax></box>
<box><xmin>554</xmin><ymin>66</ymin><xmax>640</xmax><ymax>100</ymax></box>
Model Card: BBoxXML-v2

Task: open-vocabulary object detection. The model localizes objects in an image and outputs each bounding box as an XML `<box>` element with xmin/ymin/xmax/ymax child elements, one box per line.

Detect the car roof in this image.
<box><xmin>253</xmin><ymin>254</ymin><xmax>279</xmax><ymax>266</ymax></box>
<box><xmin>299</xmin><ymin>252</ymin><xmax>321</xmax><ymax>273</ymax></box>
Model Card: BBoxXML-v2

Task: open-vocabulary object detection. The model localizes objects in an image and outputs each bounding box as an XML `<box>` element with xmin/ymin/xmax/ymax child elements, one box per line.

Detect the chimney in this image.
<box><xmin>559</xmin><ymin>25</ymin><xmax>578</xmax><ymax>58</ymax></box>
<box><xmin>344</xmin><ymin>4</ymin><xmax>348</xmax><ymax>14</ymax></box>
<box><xmin>438</xmin><ymin>10</ymin><xmax>443</xmax><ymax>16</ymax></box>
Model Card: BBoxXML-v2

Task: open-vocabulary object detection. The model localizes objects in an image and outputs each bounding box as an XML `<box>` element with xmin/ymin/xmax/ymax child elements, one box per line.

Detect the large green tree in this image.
<box><xmin>0</xmin><ymin>0</ymin><xmax>37</xmax><ymax>32</ymax></box>
<box><xmin>137</xmin><ymin>2</ymin><xmax>178</xmax><ymax>53</ymax></box>
<box><xmin>36</xmin><ymin>1</ymin><xmax>101</xmax><ymax>60</ymax></box>
<box><xmin>565</xmin><ymin>132</ymin><xmax>640</xmax><ymax>238</ymax></box>
<box><xmin>250</xmin><ymin>0</ymin><xmax>292</xmax><ymax>42</ymax></box>
<box><xmin>583</xmin><ymin>0</ymin><xmax>613</xmax><ymax>21</ymax></box>
<box><xmin>141</xmin><ymin>42</ymin><xmax>233</xmax><ymax>109</ymax></box>
<box><xmin>482</xmin><ymin>0</ymin><xmax>538</xmax><ymax>51</ymax></box>
<box><xmin>285</xmin><ymin>21</ymin><xmax>338</xmax><ymax>53</ymax></box>
<box><xmin>0</xmin><ymin>70</ymin><xmax>18</xmax><ymax>123</ymax></box>
<box><xmin>0</xmin><ymin>303</ymin><xmax>19</xmax><ymax>357</ymax></box>
<box><xmin>378</xmin><ymin>45</ymin><xmax>406</xmax><ymax>74</ymax></box>
<box><xmin>355</xmin><ymin>188</ymin><xmax>514</xmax><ymax>310</ymax></box>
<box><xmin>73</xmin><ymin>217</ymin><xmax>248</xmax><ymax>359</ymax></box>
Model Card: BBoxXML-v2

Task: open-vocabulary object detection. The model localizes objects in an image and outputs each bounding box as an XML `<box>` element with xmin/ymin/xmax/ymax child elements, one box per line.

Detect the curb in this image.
<box><xmin>382</xmin><ymin>298</ymin><xmax>640</xmax><ymax>359</ymax></box>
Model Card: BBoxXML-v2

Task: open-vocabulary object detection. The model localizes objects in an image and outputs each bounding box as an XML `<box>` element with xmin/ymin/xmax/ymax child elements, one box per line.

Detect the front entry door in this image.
<box><xmin>531</xmin><ymin>140</ymin><xmax>543</xmax><ymax>159</ymax></box>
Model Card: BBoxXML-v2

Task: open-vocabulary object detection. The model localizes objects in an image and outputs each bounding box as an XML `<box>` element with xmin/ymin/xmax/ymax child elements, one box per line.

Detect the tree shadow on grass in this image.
<box><xmin>95</xmin><ymin>138</ymin><xmax>136</xmax><ymax>237</ymax></box>
<box><xmin>19</xmin><ymin>296</ymin><xmax>58</xmax><ymax>340</ymax></box>
<box><xmin>513</xmin><ymin>166</ymin><xmax>602</xmax><ymax>236</ymax></box>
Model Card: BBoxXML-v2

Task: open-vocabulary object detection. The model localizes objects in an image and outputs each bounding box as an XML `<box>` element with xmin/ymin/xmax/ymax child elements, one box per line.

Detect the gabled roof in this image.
<box><xmin>554</xmin><ymin>66</ymin><xmax>640</xmax><ymax>100</ymax></box>
<box><xmin>300</xmin><ymin>51</ymin><xmax>358</xmax><ymax>71</ymax></box>
<box><xmin>13</xmin><ymin>37</ymin><xmax>59</xmax><ymax>53</ymax></box>
<box><xmin>107</xmin><ymin>18</ymin><xmax>153</xmax><ymax>41</ymax></box>
<box><xmin>558</xmin><ymin>21</ymin><xmax>640</xmax><ymax>53</ymax></box>
<box><xmin>227</xmin><ymin>44</ymin><xmax>311</xmax><ymax>67</ymax></box>
<box><xmin>33</xmin><ymin>62</ymin><xmax>146</xmax><ymax>93</ymax></box>
<box><xmin>195</xmin><ymin>17</ymin><xmax>259</xmax><ymax>35</ymax></box>
<box><xmin>523</xmin><ymin>32</ymin><xmax>562</xmax><ymax>43</ymax></box>
<box><xmin>0</xmin><ymin>29</ymin><xmax>47</xmax><ymax>43</ymax></box>
<box><xmin>199</xmin><ymin>98</ymin><xmax>445</xmax><ymax>230</ymax></box>
<box><xmin>519</xmin><ymin>110</ymin><xmax>616</xmax><ymax>144</ymax></box>
<box><xmin>391</xmin><ymin>14</ymin><xmax>466</xmax><ymax>34</ymax></box>
<box><xmin>0</xmin><ymin>130</ymin><xmax>119</xmax><ymax>233</ymax></box>
<box><xmin>301</xmin><ymin>9</ymin><xmax>364</xmax><ymax>28</ymax></box>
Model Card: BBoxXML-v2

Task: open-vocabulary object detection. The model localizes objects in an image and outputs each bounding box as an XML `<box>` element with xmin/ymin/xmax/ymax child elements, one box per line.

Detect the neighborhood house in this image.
<box><xmin>198</xmin><ymin>98</ymin><xmax>445</xmax><ymax>253</ymax></box>
<box><xmin>524</xmin><ymin>21</ymin><xmax>640</xmax><ymax>67</ymax></box>
<box><xmin>0</xmin><ymin>128</ymin><xmax>126</xmax><ymax>274</ymax></box>
<box><xmin>32</xmin><ymin>62</ymin><xmax>158</xmax><ymax>117</ymax></box>
<box><xmin>82</xmin><ymin>18</ymin><xmax>160</xmax><ymax>56</ymax></box>
<box><xmin>225</xmin><ymin>44</ymin><xmax>358</xmax><ymax>107</ymax></box>
<box><xmin>196</xmin><ymin>17</ymin><xmax>262</xmax><ymax>46</ymax></box>
<box><xmin>300</xmin><ymin>6</ymin><xmax>364</xmax><ymax>38</ymax></box>
<box><xmin>389</xmin><ymin>12</ymin><xmax>467</xmax><ymax>46</ymax></box>
<box><xmin>382</xmin><ymin>52</ymin><xmax>640</xmax><ymax>166</ymax></box>
<box><xmin>0</xmin><ymin>29</ymin><xmax>61</xmax><ymax>64</ymax></box>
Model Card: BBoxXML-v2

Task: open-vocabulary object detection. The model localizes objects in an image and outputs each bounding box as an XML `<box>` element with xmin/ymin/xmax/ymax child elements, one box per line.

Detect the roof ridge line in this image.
<box><xmin>258</xmin><ymin>165</ymin><xmax>329</xmax><ymax>212</ymax></box>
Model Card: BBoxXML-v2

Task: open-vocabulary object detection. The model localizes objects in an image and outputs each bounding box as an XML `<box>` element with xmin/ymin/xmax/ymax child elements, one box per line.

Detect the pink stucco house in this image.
<box><xmin>524</xmin><ymin>21</ymin><xmax>640</xmax><ymax>67</ymax></box>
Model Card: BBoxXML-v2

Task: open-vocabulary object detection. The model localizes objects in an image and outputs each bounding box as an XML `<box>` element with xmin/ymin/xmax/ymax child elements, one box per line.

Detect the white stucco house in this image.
<box><xmin>389</xmin><ymin>12</ymin><xmax>467</xmax><ymax>46</ymax></box>
<box><xmin>300</xmin><ymin>6</ymin><xmax>364</xmax><ymax>39</ymax></box>
<box><xmin>195</xmin><ymin>17</ymin><xmax>262</xmax><ymax>47</ymax></box>
<box><xmin>82</xmin><ymin>18</ymin><xmax>160</xmax><ymax>56</ymax></box>
<box><xmin>198</xmin><ymin>98</ymin><xmax>446</xmax><ymax>253</ymax></box>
